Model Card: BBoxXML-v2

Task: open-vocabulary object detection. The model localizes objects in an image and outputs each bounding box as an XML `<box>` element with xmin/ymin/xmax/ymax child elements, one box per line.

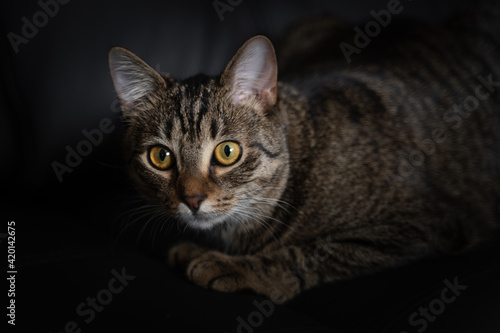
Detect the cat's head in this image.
<box><xmin>109</xmin><ymin>36</ymin><xmax>290</xmax><ymax>230</ymax></box>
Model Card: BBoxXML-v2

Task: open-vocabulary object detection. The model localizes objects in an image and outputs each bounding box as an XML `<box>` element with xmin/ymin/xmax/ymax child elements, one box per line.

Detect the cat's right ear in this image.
<box><xmin>108</xmin><ymin>47</ymin><xmax>167</xmax><ymax>115</ymax></box>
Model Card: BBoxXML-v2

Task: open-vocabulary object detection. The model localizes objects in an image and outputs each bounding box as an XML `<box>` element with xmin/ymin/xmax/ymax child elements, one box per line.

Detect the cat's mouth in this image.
<box><xmin>176</xmin><ymin>200</ymin><xmax>255</xmax><ymax>231</ymax></box>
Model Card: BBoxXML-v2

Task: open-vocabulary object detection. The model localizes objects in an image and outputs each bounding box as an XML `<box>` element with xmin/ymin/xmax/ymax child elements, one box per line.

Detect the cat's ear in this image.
<box><xmin>109</xmin><ymin>47</ymin><xmax>167</xmax><ymax>114</ymax></box>
<box><xmin>222</xmin><ymin>36</ymin><xmax>278</xmax><ymax>113</ymax></box>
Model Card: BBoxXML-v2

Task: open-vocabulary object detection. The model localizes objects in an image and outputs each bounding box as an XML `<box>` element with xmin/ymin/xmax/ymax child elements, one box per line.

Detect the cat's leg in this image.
<box><xmin>167</xmin><ymin>241</ymin><xmax>208</xmax><ymax>270</ymax></box>
<box><xmin>167</xmin><ymin>230</ymin><xmax>433</xmax><ymax>302</ymax></box>
<box><xmin>168</xmin><ymin>241</ymin><xmax>305</xmax><ymax>300</ymax></box>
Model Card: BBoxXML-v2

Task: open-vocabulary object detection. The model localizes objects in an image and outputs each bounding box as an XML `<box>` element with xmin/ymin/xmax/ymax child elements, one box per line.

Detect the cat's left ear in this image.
<box><xmin>222</xmin><ymin>36</ymin><xmax>278</xmax><ymax>113</ymax></box>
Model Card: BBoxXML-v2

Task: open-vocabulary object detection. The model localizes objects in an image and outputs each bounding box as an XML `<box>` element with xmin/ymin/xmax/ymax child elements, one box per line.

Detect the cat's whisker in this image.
<box><xmin>133</xmin><ymin>217</ymin><xmax>152</xmax><ymax>247</ymax></box>
<box><xmin>112</xmin><ymin>199</ymin><xmax>169</xmax><ymax>249</ymax></box>
<box><xmin>176</xmin><ymin>220</ymin><xmax>183</xmax><ymax>235</ymax></box>
<box><xmin>160</xmin><ymin>212</ymin><xmax>174</xmax><ymax>234</ymax></box>
<box><xmin>227</xmin><ymin>211</ymin><xmax>252</xmax><ymax>239</ymax></box>
<box><xmin>182</xmin><ymin>220</ymin><xmax>190</xmax><ymax>234</ymax></box>
<box><xmin>112</xmin><ymin>201</ymin><xmax>148</xmax><ymax>228</ymax></box>
<box><xmin>230</xmin><ymin>205</ymin><xmax>283</xmax><ymax>246</ymax></box>
<box><xmin>241</xmin><ymin>196</ymin><xmax>296</xmax><ymax>215</ymax></box>
<box><xmin>230</xmin><ymin>208</ymin><xmax>266</xmax><ymax>238</ymax></box>
<box><xmin>236</xmin><ymin>197</ymin><xmax>296</xmax><ymax>233</ymax></box>
<box><xmin>235</xmin><ymin>186</ymin><xmax>296</xmax><ymax>214</ymax></box>
<box><xmin>136</xmin><ymin>210</ymin><xmax>170</xmax><ymax>246</ymax></box>
<box><xmin>235</xmin><ymin>186</ymin><xmax>284</xmax><ymax>197</ymax></box>
<box><xmin>118</xmin><ymin>206</ymin><xmax>159</xmax><ymax>232</ymax></box>
<box><xmin>150</xmin><ymin>210</ymin><xmax>167</xmax><ymax>248</ymax></box>
<box><xmin>112</xmin><ymin>204</ymin><xmax>162</xmax><ymax>248</ymax></box>
<box><xmin>159</xmin><ymin>213</ymin><xmax>174</xmax><ymax>235</ymax></box>
<box><xmin>247</xmin><ymin>203</ymin><xmax>297</xmax><ymax>241</ymax></box>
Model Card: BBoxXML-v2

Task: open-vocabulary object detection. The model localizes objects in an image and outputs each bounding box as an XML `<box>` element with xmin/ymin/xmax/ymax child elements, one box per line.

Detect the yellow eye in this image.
<box><xmin>214</xmin><ymin>141</ymin><xmax>241</xmax><ymax>166</ymax></box>
<box><xmin>148</xmin><ymin>146</ymin><xmax>173</xmax><ymax>170</ymax></box>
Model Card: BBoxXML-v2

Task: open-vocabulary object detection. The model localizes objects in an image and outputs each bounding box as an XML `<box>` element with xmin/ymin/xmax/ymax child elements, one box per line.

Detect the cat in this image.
<box><xmin>108</xmin><ymin>5</ymin><xmax>500</xmax><ymax>302</ymax></box>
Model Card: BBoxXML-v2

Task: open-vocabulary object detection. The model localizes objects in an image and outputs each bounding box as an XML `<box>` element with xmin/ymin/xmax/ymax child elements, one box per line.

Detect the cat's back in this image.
<box><xmin>279</xmin><ymin>5</ymin><xmax>500</xmax><ymax>245</ymax></box>
<box><xmin>283</xmin><ymin>3</ymin><xmax>500</xmax><ymax>171</ymax></box>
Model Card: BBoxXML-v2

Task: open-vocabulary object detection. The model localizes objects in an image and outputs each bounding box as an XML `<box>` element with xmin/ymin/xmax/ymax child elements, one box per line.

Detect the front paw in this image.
<box><xmin>167</xmin><ymin>241</ymin><xmax>206</xmax><ymax>270</ymax></box>
<box><xmin>187</xmin><ymin>252</ymin><xmax>247</xmax><ymax>293</ymax></box>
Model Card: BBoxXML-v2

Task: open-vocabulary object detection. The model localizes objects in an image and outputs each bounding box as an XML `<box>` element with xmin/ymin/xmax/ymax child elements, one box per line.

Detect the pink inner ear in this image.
<box><xmin>228</xmin><ymin>37</ymin><xmax>277</xmax><ymax>108</ymax></box>
<box><xmin>232</xmin><ymin>90</ymin><xmax>251</xmax><ymax>104</ymax></box>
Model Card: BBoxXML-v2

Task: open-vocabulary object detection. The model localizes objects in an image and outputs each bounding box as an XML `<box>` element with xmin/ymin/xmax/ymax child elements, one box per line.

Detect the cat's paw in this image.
<box><xmin>186</xmin><ymin>252</ymin><xmax>247</xmax><ymax>293</ymax></box>
<box><xmin>167</xmin><ymin>241</ymin><xmax>206</xmax><ymax>270</ymax></box>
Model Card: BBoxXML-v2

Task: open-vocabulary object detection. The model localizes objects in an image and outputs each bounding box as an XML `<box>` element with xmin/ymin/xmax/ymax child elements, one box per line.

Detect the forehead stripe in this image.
<box><xmin>195</xmin><ymin>87</ymin><xmax>211</xmax><ymax>139</ymax></box>
<box><xmin>210</xmin><ymin>119</ymin><xmax>218</xmax><ymax>139</ymax></box>
<box><xmin>175</xmin><ymin>88</ymin><xmax>187</xmax><ymax>135</ymax></box>
<box><xmin>163</xmin><ymin>118</ymin><xmax>173</xmax><ymax>140</ymax></box>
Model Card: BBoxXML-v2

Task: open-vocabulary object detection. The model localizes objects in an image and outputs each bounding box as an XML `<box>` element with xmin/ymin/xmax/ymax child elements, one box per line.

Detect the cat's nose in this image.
<box><xmin>183</xmin><ymin>194</ymin><xmax>206</xmax><ymax>214</ymax></box>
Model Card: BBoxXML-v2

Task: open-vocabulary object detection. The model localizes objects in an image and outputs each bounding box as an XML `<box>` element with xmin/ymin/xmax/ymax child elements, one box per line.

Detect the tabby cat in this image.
<box><xmin>109</xmin><ymin>6</ymin><xmax>500</xmax><ymax>302</ymax></box>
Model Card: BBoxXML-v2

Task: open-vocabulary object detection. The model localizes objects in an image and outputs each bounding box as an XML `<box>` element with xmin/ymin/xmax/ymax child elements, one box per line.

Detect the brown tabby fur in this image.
<box><xmin>109</xmin><ymin>5</ymin><xmax>500</xmax><ymax>302</ymax></box>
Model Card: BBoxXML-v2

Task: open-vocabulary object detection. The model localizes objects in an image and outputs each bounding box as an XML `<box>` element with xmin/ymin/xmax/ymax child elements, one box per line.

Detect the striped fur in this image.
<box><xmin>110</xmin><ymin>5</ymin><xmax>500</xmax><ymax>301</ymax></box>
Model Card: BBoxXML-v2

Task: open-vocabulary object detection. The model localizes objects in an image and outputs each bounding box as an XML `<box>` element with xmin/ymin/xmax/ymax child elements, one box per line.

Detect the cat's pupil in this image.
<box><xmin>224</xmin><ymin>145</ymin><xmax>232</xmax><ymax>157</ymax></box>
<box><xmin>159</xmin><ymin>149</ymin><xmax>166</xmax><ymax>161</ymax></box>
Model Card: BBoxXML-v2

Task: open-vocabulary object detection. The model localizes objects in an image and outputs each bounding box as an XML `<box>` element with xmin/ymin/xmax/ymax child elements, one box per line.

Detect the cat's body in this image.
<box><xmin>109</xmin><ymin>5</ymin><xmax>500</xmax><ymax>301</ymax></box>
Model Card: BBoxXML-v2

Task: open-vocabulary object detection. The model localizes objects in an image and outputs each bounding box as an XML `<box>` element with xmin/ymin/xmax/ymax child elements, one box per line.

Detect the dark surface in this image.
<box><xmin>2</xmin><ymin>0</ymin><xmax>500</xmax><ymax>332</ymax></box>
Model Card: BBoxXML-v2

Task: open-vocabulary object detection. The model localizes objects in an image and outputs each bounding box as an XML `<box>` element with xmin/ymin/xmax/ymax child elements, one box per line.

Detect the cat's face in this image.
<box><xmin>109</xmin><ymin>36</ymin><xmax>290</xmax><ymax>230</ymax></box>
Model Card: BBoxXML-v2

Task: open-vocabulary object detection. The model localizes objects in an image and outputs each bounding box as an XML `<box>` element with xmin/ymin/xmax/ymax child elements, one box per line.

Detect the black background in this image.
<box><xmin>2</xmin><ymin>0</ymin><xmax>500</xmax><ymax>332</ymax></box>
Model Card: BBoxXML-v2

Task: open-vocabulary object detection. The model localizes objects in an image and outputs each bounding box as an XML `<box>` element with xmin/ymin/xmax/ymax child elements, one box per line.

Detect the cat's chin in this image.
<box><xmin>179</xmin><ymin>213</ymin><xmax>228</xmax><ymax>231</ymax></box>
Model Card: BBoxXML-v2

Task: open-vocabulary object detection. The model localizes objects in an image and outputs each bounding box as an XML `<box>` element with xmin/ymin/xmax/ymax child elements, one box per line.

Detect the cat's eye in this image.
<box><xmin>148</xmin><ymin>146</ymin><xmax>174</xmax><ymax>170</ymax></box>
<box><xmin>214</xmin><ymin>141</ymin><xmax>241</xmax><ymax>166</ymax></box>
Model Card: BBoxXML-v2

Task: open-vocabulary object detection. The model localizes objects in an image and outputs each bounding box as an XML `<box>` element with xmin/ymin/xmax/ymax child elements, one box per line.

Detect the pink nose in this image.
<box><xmin>184</xmin><ymin>195</ymin><xmax>206</xmax><ymax>214</ymax></box>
